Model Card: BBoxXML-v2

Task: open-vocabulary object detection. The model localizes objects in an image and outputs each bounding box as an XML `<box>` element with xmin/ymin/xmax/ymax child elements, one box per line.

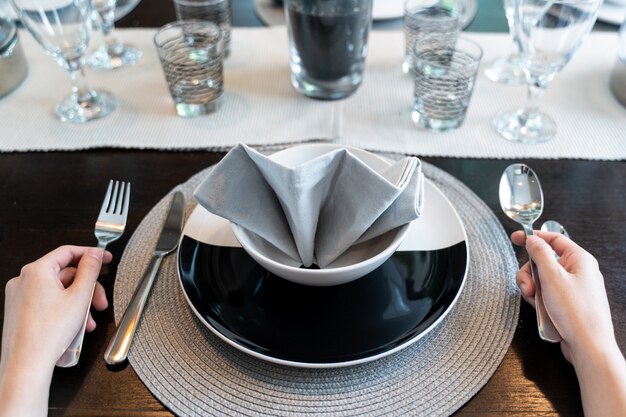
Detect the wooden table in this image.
<box><xmin>1</xmin><ymin>1</ymin><xmax>624</xmax><ymax>416</ymax></box>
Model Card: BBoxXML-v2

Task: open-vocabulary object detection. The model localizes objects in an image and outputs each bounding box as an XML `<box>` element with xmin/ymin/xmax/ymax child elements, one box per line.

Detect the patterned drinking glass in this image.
<box><xmin>154</xmin><ymin>20</ymin><xmax>224</xmax><ymax>117</ymax></box>
<box><xmin>411</xmin><ymin>35</ymin><xmax>483</xmax><ymax>132</ymax></box>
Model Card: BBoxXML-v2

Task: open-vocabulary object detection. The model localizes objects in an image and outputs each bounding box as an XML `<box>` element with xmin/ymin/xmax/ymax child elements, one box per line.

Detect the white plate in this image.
<box><xmin>597</xmin><ymin>2</ymin><xmax>626</xmax><ymax>26</ymax></box>
<box><xmin>373</xmin><ymin>0</ymin><xmax>478</xmax><ymax>25</ymax></box>
<box><xmin>254</xmin><ymin>0</ymin><xmax>477</xmax><ymax>26</ymax></box>
<box><xmin>1</xmin><ymin>0</ymin><xmax>141</xmax><ymax>22</ymax></box>
<box><xmin>114</xmin><ymin>0</ymin><xmax>142</xmax><ymax>22</ymax></box>
<box><xmin>373</xmin><ymin>0</ymin><xmax>405</xmax><ymax>20</ymax></box>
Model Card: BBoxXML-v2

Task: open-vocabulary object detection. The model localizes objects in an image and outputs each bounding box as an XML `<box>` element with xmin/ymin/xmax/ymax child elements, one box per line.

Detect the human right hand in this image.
<box><xmin>511</xmin><ymin>231</ymin><xmax>615</xmax><ymax>363</ymax></box>
<box><xmin>512</xmin><ymin>231</ymin><xmax>626</xmax><ymax>417</ymax></box>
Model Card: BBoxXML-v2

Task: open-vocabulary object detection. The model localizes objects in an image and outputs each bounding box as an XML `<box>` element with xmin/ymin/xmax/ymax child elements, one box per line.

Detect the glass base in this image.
<box><xmin>412</xmin><ymin>110</ymin><xmax>464</xmax><ymax>132</ymax></box>
<box><xmin>175</xmin><ymin>98</ymin><xmax>221</xmax><ymax>117</ymax></box>
<box><xmin>493</xmin><ymin>108</ymin><xmax>557</xmax><ymax>144</ymax></box>
<box><xmin>291</xmin><ymin>72</ymin><xmax>362</xmax><ymax>100</ymax></box>
<box><xmin>55</xmin><ymin>90</ymin><xmax>117</xmax><ymax>123</ymax></box>
<box><xmin>87</xmin><ymin>43</ymin><xmax>142</xmax><ymax>70</ymax></box>
<box><xmin>484</xmin><ymin>55</ymin><xmax>526</xmax><ymax>86</ymax></box>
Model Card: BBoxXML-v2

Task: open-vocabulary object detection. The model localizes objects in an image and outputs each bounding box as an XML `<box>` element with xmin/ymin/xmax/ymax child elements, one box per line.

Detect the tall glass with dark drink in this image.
<box><xmin>285</xmin><ymin>0</ymin><xmax>373</xmax><ymax>100</ymax></box>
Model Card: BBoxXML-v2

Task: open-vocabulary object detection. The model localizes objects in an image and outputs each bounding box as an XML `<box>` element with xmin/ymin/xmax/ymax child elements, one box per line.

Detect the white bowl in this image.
<box><xmin>231</xmin><ymin>144</ymin><xmax>412</xmax><ymax>287</ymax></box>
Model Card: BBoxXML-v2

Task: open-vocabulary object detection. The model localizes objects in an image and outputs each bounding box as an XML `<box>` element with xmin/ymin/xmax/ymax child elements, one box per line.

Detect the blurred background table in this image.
<box><xmin>0</xmin><ymin>0</ymin><xmax>624</xmax><ymax>415</ymax></box>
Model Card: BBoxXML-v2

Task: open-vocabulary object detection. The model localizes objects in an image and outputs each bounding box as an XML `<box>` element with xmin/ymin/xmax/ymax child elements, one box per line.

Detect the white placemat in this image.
<box><xmin>2</xmin><ymin>28</ymin><xmax>625</xmax><ymax>159</ymax></box>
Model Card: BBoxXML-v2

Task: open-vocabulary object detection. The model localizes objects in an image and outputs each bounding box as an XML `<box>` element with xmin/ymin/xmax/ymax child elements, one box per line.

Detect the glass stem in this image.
<box><xmin>66</xmin><ymin>58</ymin><xmax>93</xmax><ymax>103</ymax></box>
<box><xmin>100</xmin><ymin>9</ymin><xmax>122</xmax><ymax>55</ymax></box>
<box><xmin>524</xmin><ymin>79</ymin><xmax>545</xmax><ymax>118</ymax></box>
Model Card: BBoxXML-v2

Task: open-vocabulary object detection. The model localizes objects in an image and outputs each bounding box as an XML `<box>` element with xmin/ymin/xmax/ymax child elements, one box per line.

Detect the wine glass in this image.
<box><xmin>494</xmin><ymin>0</ymin><xmax>602</xmax><ymax>143</ymax></box>
<box><xmin>87</xmin><ymin>0</ymin><xmax>141</xmax><ymax>70</ymax></box>
<box><xmin>11</xmin><ymin>0</ymin><xmax>117</xmax><ymax>123</ymax></box>
<box><xmin>484</xmin><ymin>0</ymin><xmax>526</xmax><ymax>85</ymax></box>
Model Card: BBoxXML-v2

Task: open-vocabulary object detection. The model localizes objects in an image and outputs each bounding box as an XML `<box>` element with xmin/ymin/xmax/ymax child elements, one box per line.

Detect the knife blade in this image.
<box><xmin>104</xmin><ymin>191</ymin><xmax>185</xmax><ymax>365</ymax></box>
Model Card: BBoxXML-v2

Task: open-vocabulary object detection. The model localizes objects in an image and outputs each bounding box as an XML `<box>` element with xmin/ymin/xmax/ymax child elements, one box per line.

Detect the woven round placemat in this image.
<box><xmin>114</xmin><ymin>162</ymin><xmax>520</xmax><ymax>416</ymax></box>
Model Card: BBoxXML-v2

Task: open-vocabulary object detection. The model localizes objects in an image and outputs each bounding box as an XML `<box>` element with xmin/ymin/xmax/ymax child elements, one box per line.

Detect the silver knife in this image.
<box><xmin>104</xmin><ymin>191</ymin><xmax>185</xmax><ymax>366</ymax></box>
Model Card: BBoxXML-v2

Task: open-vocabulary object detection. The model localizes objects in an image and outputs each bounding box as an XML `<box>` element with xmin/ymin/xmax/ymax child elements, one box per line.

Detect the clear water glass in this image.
<box><xmin>154</xmin><ymin>20</ymin><xmax>224</xmax><ymax>117</ymax></box>
<box><xmin>285</xmin><ymin>0</ymin><xmax>373</xmax><ymax>100</ymax></box>
<box><xmin>494</xmin><ymin>0</ymin><xmax>602</xmax><ymax>143</ymax></box>
<box><xmin>403</xmin><ymin>0</ymin><xmax>462</xmax><ymax>74</ymax></box>
<box><xmin>173</xmin><ymin>0</ymin><xmax>232</xmax><ymax>57</ymax></box>
<box><xmin>484</xmin><ymin>54</ymin><xmax>526</xmax><ymax>85</ymax></box>
<box><xmin>11</xmin><ymin>0</ymin><xmax>117</xmax><ymax>123</ymax></box>
<box><xmin>411</xmin><ymin>36</ymin><xmax>482</xmax><ymax>132</ymax></box>
<box><xmin>484</xmin><ymin>0</ymin><xmax>526</xmax><ymax>85</ymax></box>
<box><xmin>87</xmin><ymin>0</ymin><xmax>142</xmax><ymax>70</ymax></box>
<box><xmin>609</xmin><ymin>16</ymin><xmax>626</xmax><ymax>107</ymax></box>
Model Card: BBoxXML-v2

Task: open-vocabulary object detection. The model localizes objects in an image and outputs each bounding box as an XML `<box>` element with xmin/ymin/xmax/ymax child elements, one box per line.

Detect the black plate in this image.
<box><xmin>178</xmin><ymin>236</ymin><xmax>468</xmax><ymax>367</ymax></box>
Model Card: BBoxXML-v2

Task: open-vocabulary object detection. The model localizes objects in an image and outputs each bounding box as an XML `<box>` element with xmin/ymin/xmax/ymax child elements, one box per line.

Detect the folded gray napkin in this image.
<box><xmin>194</xmin><ymin>144</ymin><xmax>424</xmax><ymax>268</ymax></box>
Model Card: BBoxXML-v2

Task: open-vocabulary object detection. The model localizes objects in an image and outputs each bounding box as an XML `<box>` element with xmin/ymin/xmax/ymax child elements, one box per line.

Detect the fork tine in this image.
<box><xmin>109</xmin><ymin>180</ymin><xmax>120</xmax><ymax>214</ymax></box>
<box><xmin>115</xmin><ymin>182</ymin><xmax>128</xmax><ymax>215</ymax></box>
<box><xmin>100</xmin><ymin>180</ymin><xmax>114</xmax><ymax>217</ymax></box>
<box><xmin>122</xmin><ymin>183</ymin><xmax>131</xmax><ymax>217</ymax></box>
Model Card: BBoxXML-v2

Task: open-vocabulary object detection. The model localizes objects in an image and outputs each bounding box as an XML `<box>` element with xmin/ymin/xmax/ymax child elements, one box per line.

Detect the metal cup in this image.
<box><xmin>0</xmin><ymin>18</ymin><xmax>28</xmax><ymax>98</ymax></box>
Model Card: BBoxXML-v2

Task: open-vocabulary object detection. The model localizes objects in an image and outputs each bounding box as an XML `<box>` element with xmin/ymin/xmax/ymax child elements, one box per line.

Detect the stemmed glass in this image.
<box><xmin>484</xmin><ymin>0</ymin><xmax>526</xmax><ymax>85</ymax></box>
<box><xmin>11</xmin><ymin>0</ymin><xmax>117</xmax><ymax>123</ymax></box>
<box><xmin>87</xmin><ymin>0</ymin><xmax>142</xmax><ymax>70</ymax></box>
<box><xmin>494</xmin><ymin>0</ymin><xmax>602</xmax><ymax>143</ymax></box>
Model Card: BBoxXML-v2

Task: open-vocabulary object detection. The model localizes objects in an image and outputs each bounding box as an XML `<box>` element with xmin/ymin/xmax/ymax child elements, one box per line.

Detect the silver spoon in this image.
<box><xmin>541</xmin><ymin>220</ymin><xmax>570</xmax><ymax>238</ymax></box>
<box><xmin>541</xmin><ymin>220</ymin><xmax>569</xmax><ymax>261</ymax></box>
<box><xmin>499</xmin><ymin>163</ymin><xmax>562</xmax><ymax>343</ymax></box>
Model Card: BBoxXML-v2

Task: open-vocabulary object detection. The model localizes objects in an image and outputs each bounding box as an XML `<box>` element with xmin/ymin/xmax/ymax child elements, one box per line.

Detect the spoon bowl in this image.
<box><xmin>541</xmin><ymin>220</ymin><xmax>570</xmax><ymax>238</ymax></box>
<box><xmin>499</xmin><ymin>164</ymin><xmax>543</xmax><ymax>230</ymax></box>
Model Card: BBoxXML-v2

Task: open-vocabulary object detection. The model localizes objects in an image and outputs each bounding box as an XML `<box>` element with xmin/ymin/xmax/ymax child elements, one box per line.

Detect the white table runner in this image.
<box><xmin>2</xmin><ymin>28</ymin><xmax>625</xmax><ymax>159</ymax></box>
<box><xmin>1</xmin><ymin>28</ymin><xmax>339</xmax><ymax>151</ymax></box>
<box><xmin>344</xmin><ymin>31</ymin><xmax>626</xmax><ymax>160</ymax></box>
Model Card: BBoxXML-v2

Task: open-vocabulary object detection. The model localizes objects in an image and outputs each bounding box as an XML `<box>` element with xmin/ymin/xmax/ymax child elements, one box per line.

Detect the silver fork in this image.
<box><xmin>56</xmin><ymin>180</ymin><xmax>130</xmax><ymax>368</ymax></box>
